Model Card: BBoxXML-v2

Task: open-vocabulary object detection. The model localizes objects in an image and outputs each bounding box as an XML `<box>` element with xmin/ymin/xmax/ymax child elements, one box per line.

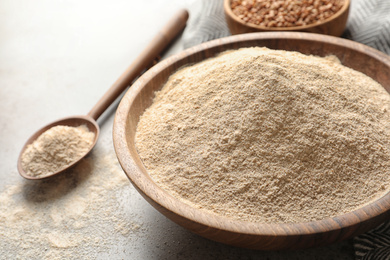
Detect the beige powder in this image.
<box><xmin>21</xmin><ymin>125</ymin><xmax>95</xmax><ymax>177</ymax></box>
<box><xmin>135</xmin><ymin>47</ymin><xmax>390</xmax><ymax>224</ymax></box>
<box><xmin>1</xmin><ymin>144</ymin><xmax>142</xmax><ymax>259</ymax></box>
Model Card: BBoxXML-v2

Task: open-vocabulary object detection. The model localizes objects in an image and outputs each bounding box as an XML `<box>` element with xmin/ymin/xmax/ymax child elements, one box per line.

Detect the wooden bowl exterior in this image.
<box><xmin>224</xmin><ymin>0</ymin><xmax>350</xmax><ymax>37</ymax></box>
<box><xmin>113</xmin><ymin>32</ymin><xmax>390</xmax><ymax>250</ymax></box>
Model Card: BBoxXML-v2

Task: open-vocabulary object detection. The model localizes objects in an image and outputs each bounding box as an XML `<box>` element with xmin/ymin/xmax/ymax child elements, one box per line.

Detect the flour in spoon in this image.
<box><xmin>21</xmin><ymin>125</ymin><xmax>95</xmax><ymax>177</ymax></box>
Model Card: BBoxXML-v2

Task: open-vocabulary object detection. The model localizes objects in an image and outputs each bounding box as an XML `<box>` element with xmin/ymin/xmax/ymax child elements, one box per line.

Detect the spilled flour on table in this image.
<box><xmin>0</xmin><ymin>143</ymin><xmax>142</xmax><ymax>259</ymax></box>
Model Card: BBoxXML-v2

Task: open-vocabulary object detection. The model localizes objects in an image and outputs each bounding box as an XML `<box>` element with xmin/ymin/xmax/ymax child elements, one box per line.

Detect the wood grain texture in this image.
<box><xmin>224</xmin><ymin>0</ymin><xmax>350</xmax><ymax>37</ymax></box>
<box><xmin>113</xmin><ymin>32</ymin><xmax>390</xmax><ymax>250</ymax></box>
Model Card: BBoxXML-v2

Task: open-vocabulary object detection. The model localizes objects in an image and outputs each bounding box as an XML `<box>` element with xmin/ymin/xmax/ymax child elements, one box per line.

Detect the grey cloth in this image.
<box><xmin>182</xmin><ymin>0</ymin><xmax>390</xmax><ymax>55</ymax></box>
<box><xmin>181</xmin><ymin>0</ymin><xmax>390</xmax><ymax>259</ymax></box>
<box><xmin>354</xmin><ymin>221</ymin><xmax>390</xmax><ymax>260</ymax></box>
<box><xmin>344</xmin><ymin>0</ymin><xmax>390</xmax><ymax>55</ymax></box>
<box><xmin>182</xmin><ymin>0</ymin><xmax>230</xmax><ymax>49</ymax></box>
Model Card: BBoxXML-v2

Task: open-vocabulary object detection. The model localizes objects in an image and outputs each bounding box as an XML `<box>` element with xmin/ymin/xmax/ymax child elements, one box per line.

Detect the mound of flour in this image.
<box><xmin>136</xmin><ymin>47</ymin><xmax>390</xmax><ymax>223</ymax></box>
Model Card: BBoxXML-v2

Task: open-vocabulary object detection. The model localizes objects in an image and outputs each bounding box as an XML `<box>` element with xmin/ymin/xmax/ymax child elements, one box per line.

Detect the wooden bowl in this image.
<box><xmin>224</xmin><ymin>0</ymin><xmax>350</xmax><ymax>36</ymax></box>
<box><xmin>113</xmin><ymin>32</ymin><xmax>390</xmax><ymax>250</ymax></box>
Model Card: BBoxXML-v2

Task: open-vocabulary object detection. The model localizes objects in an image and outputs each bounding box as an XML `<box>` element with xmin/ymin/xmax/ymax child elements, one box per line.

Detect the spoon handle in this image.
<box><xmin>87</xmin><ymin>9</ymin><xmax>189</xmax><ymax>120</ymax></box>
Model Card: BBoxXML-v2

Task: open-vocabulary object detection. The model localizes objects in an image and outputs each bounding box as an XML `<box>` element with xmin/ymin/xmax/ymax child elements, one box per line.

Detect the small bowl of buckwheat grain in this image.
<box><xmin>224</xmin><ymin>0</ymin><xmax>350</xmax><ymax>36</ymax></box>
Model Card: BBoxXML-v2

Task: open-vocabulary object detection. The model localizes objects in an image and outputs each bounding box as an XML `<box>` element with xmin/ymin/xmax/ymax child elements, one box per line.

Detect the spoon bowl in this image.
<box><xmin>17</xmin><ymin>9</ymin><xmax>189</xmax><ymax>180</ymax></box>
<box><xmin>17</xmin><ymin>115</ymin><xmax>99</xmax><ymax>180</ymax></box>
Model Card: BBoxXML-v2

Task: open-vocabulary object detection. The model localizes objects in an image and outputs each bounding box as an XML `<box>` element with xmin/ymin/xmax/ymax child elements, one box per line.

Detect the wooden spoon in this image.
<box><xmin>17</xmin><ymin>9</ymin><xmax>189</xmax><ymax>180</ymax></box>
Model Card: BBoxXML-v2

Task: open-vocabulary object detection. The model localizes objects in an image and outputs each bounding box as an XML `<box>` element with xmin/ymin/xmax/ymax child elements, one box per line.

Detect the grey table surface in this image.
<box><xmin>0</xmin><ymin>0</ymin><xmax>355</xmax><ymax>259</ymax></box>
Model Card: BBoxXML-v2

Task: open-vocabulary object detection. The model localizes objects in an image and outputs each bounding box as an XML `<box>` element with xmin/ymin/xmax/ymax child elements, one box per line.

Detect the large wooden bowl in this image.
<box><xmin>113</xmin><ymin>32</ymin><xmax>390</xmax><ymax>250</ymax></box>
<box><xmin>224</xmin><ymin>0</ymin><xmax>350</xmax><ymax>36</ymax></box>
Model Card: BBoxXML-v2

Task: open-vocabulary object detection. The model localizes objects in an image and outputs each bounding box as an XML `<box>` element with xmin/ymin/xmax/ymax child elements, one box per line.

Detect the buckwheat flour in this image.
<box><xmin>21</xmin><ymin>125</ymin><xmax>95</xmax><ymax>178</ymax></box>
<box><xmin>1</xmin><ymin>143</ymin><xmax>142</xmax><ymax>259</ymax></box>
<box><xmin>135</xmin><ymin>47</ymin><xmax>390</xmax><ymax>223</ymax></box>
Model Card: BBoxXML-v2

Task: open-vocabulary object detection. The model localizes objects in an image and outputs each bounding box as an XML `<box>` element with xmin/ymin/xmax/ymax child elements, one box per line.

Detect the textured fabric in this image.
<box><xmin>181</xmin><ymin>0</ymin><xmax>390</xmax><ymax>259</ymax></box>
<box><xmin>344</xmin><ymin>0</ymin><xmax>390</xmax><ymax>54</ymax></box>
<box><xmin>182</xmin><ymin>0</ymin><xmax>390</xmax><ymax>55</ymax></box>
<box><xmin>354</xmin><ymin>222</ymin><xmax>390</xmax><ymax>260</ymax></box>
<box><xmin>182</xmin><ymin>0</ymin><xmax>230</xmax><ymax>49</ymax></box>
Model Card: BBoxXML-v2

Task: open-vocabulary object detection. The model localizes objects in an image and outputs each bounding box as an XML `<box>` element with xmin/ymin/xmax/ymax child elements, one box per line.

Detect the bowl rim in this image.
<box><xmin>113</xmin><ymin>32</ymin><xmax>390</xmax><ymax>238</ymax></box>
<box><xmin>223</xmin><ymin>0</ymin><xmax>351</xmax><ymax>31</ymax></box>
